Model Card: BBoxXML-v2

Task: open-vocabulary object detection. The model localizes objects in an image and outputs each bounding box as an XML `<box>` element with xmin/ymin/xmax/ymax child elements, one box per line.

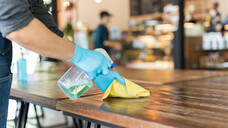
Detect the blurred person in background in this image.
<box><xmin>94</xmin><ymin>11</ymin><xmax>122</xmax><ymax>55</ymax></box>
<box><xmin>94</xmin><ymin>11</ymin><xmax>112</xmax><ymax>53</ymax></box>
<box><xmin>208</xmin><ymin>2</ymin><xmax>222</xmax><ymax>32</ymax></box>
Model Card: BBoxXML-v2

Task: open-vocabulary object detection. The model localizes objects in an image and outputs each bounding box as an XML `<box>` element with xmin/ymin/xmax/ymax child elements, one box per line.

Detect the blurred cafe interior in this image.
<box><xmin>12</xmin><ymin>0</ymin><xmax>228</xmax><ymax>71</ymax></box>
<box><xmin>32</xmin><ymin>0</ymin><xmax>228</xmax><ymax>70</ymax></box>
<box><xmin>6</xmin><ymin>0</ymin><xmax>228</xmax><ymax>128</ymax></box>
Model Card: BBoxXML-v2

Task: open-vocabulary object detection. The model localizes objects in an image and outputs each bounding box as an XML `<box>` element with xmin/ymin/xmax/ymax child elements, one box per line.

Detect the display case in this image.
<box><xmin>121</xmin><ymin>2</ymin><xmax>179</xmax><ymax>69</ymax></box>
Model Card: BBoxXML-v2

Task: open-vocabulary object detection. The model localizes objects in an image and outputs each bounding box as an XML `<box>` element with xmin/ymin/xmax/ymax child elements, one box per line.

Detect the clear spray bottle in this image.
<box><xmin>58</xmin><ymin>48</ymin><xmax>114</xmax><ymax>100</ymax></box>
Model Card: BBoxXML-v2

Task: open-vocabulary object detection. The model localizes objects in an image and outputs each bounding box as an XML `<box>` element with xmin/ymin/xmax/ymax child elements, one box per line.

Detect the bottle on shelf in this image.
<box><xmin>17</xmin><ymin>48</ymin><xmax>27</xmax><ymax>81</ymax></box>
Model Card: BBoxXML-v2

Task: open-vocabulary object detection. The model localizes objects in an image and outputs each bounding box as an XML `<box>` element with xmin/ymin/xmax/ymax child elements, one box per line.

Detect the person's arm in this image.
<box><xmin>104</xmin><ymin>41</ymin><xmax>122</xmax><ymax>50</ymax></box>
<box><xmin>7</xmin><ymin>18</ymin><xmax>74</xmax><ymax>60</ymax></box>
<box><xmin>6</xmin><ymin>18</ymin><xmax>112</xmax><ymax>80</ymax></box>
<box><xmin>0</xmin><ymin>0</ymin><xmax>115</xmax><ymax>81</ymax></box>
<box><xmin>101</xmin><ymin>27</ymin><xmax>122</xmax><ymax>50</ymax></box>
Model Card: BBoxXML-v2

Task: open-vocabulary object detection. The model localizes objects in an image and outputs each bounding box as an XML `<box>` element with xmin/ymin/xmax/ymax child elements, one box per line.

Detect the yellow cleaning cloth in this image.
<box><xmin>103</xmin><ymin>78</ymin><xmax>150</xmax><ymax>99</ymax></box>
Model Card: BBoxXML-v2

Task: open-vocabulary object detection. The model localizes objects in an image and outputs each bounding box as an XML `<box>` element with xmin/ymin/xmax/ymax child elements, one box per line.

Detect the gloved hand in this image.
<box><xmin>68</xmin><ymin>43</ymin><xmax>111</xmax><ymax>80</ymax></box>
<box><xmin>94</xmin><ymin>71</ymin><xmax>126</xmax><ymax>92</ymax></box>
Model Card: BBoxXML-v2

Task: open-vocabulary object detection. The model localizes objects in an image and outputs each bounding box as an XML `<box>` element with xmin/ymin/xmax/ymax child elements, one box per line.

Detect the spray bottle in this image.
<box><xmin>58</xmin><ymin>48</ymin><xmax>115</xmax><ymax>100</ymax></box>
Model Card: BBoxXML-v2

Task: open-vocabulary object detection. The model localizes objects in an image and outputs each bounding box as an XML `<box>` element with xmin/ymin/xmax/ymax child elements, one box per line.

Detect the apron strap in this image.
<box><xmin>27</xmin><ymin>0</ymin><xmax>33</xmax><ymax>12</ymax></box>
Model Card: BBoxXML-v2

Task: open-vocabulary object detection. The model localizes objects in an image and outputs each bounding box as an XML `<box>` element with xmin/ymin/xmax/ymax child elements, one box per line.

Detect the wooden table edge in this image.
<box><xmin>56</xmin><ymin>100</ymin><xmax>176</xmax><ymax>128</ymax></box>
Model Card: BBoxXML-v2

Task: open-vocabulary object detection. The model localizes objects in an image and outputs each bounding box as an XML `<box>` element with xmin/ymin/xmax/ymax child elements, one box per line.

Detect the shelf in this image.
<box><xmin>200</xmin><ymin>49</ymin><xmax>228</xmax><ymax>52</ymax></box>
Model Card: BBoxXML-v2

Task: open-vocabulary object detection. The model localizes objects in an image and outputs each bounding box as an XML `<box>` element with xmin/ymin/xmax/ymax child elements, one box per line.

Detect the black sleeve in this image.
<box><xmin>31</xmin><ymin>0</ymin><xmax>64</xmax><ymax>37</ymax></box>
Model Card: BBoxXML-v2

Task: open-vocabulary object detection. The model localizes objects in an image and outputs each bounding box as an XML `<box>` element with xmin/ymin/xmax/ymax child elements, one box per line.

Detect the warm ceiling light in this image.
<box><xmin>155</xmin><ymin>24</ymin><xmax>172</xmax><ymax>31</ymax></box>
<box><xmin>95</xmin><ymin>0</ymin><xmax>102</xmax><ymax>3</ymax></box>
<box><xmin>184</xmin><ymin>23</ymin><xmax>195</xmax><ymax>28</ymax></box>
<box><xmin>225</xmin><ymin>25</ymin><xmax>228</xmax><ymax>30</ymax></box>
<box><xmin>63</xmin><ymin>1</ymin><xmax>70</xmax><ymax>8</ymax></box>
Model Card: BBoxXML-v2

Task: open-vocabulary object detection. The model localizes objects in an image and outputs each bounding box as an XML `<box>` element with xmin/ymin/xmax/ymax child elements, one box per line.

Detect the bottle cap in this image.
<box><xmin>111</xmin><ymin>63</ymin><xmax>115</xmax><ymax>69</ymax></box>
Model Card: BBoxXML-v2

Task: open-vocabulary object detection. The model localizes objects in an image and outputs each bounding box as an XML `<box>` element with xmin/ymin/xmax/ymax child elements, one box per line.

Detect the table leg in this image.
<box><xmin>84</xmin><ymin>121</ymin><xmax>91</xmax><ymax>128</ymax></box>
<box><xmin>94</xmin><ymin>124</ymin><xmax>101</xmax><ymax>128</ymax></box>
<box><xmin>78</xmin><ymin>119</ymin><xmax>83</xmax><ymax>128</ymax></box>
<box><xmin>14</xmin><ymin>101</ymin><xmax>20</xmax><ymax>126</ymax></box>
<box><xmin>73</xmin><ymin>118</ymin><xmax>83</xmax><ymax>128</ymax></box>
<box><xmin>64</xmin><ymin>112</ymin><xmax>123</xmax><ymax>128</ymax></box>
<box><xmin>40</xmin><ymin>107</ymin><xmax>45</xmax><ymax>118</ymax></box>
<box><xmin>16</xmin><ymin>102</ymin><xmax>29</xmax><ymax>128</ymax></box>
<box><xmin>34</xmin><ymin>105</ymin><xmax>42</xmax><ymax>128</ymax></box>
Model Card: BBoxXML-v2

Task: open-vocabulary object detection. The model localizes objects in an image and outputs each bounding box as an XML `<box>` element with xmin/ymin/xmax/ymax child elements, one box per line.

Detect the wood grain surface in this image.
<box><xmin>57</xmin><ymin>82</ymin><xmax>228</xmax><ymax>128</ymax></box>
<box><xmin>10</xmin><ymin>67</ymin><xmax>228</xmax><ymax>127</ymax></box>
<box><xmin>10</xmin><ymin>72</ymin><xmax>102</xmax><ymax>109</ymax></box>
<box><xmin>185</xmin><ymin>75</ymin><xmax>228</xmax><ymax>85</ymax></box>
<box><xmin>116</xmin><ymin>67</ymin><xmax>228</xmax><ymax>85</ymax></box>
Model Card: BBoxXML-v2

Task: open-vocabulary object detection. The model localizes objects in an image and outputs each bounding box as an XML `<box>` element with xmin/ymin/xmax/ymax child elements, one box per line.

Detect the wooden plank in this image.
<box><xmin>189</xmin><ymin>75</ymin><xmax>228</xmax><ymax>85</ymax></box>
<box><xmin>11</xmin><ymin>67</ymin><xmax>228</xmax><ymax>108</ymax></box>
<box><xmin>11</xmin><ymin>76</ymin><xmax>67</xmax><ymax>109</ymax></box>
<box><xmin>10</xmin><ymin>73</ymin><xmax>102</xmax><ymax>109</ymax></box>
<box><xmin>116</xmin><ymin>67</ymin><xmax>228</xmax><ymax>84</ymax></box>
<box><xmin>57</xmin><ymin>82</ymin><xmax>228</xmax><ymax>128</ymax></box>
<box><xmin>10</xmin><ymin>68</ymin><xmax>228</xmax><ymax>127</ymax></box>
<box><xmin>81</xmin><ymin>82</ymin><xmax>102</xmax><ymax>97</ymax></box>
<box><xmin>91</xmin><ymin>83</ymin><xmax>228</xmax><ymax>113</ymax></box>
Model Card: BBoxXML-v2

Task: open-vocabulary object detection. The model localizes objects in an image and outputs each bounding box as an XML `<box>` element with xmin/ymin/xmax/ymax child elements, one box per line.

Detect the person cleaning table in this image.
<box><xmin>0</xmin><ymin>0</ymin><xmax>125</xmax><ymax>128</ymax></box>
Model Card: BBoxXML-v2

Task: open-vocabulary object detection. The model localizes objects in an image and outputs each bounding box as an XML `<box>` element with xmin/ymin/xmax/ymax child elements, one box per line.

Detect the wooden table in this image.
<box><xmin>184</xmin><ymin>75</ymin><xmax>228</xmax><ymax>85</ymax></box>
<box><xmin>57</xmin><ymin>82</ymin><xmax>228</xmax><ymax>128</ymax></box>
<box><xmin>10</xmin><ymin>72</ymin><xmax>102</xmax><ymax>128</ymax></box>
<box><xmin>116</xmin><ymin>67</ymin><xmax>228</xmax><ymax>85</ymax></box>
<box><xmin>10</xmin><ymin>73</ymin><xmax>102</xmax><ymax>109</ymax></box>
<box><xmin>10</xmin><ymin>67</ymin><xmax>228</xmax><ymax>128</ymax></box>
<box><xmin>10</xmin><ymin>72</ymin><xmax>67</xmax><ymax>109</ymax></box>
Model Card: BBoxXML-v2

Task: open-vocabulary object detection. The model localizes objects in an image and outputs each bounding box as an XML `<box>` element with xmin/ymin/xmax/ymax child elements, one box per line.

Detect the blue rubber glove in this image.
<box><xmin>68</xmin><ymin>43</ymin><xmax>111</xmax><ymax>80</ymax></box>
<box><xmin>94</xmin><ymin>71</ymin><xmax>126</xmax><ymax>92</ymax></box>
